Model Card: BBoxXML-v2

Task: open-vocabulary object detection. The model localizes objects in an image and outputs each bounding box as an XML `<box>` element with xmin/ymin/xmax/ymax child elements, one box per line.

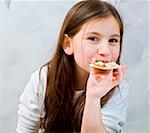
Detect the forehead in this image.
<box><xmin>80</xmin><ymin>16</ymin><xmax>120</xmax><ymax>36</ymax></box>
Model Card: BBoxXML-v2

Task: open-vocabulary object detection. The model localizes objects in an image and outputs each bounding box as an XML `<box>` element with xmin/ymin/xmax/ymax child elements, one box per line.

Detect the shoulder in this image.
<box><xmin>101</xmin><ymin>80</ymin><xmax>130</xmax><ymax>132</ymax></box>
<box><xmin>32</xmin><ymin>66</ymin><xmax>48</xmax><ymax>91</ymax></box>
<box><xmin>31</xmin><ymin>65</ymin><xmax>48</xmax><ymax>98</ymax></box>
<box><xmin>105</xmin><ymin>80</ymin><xmax>130</xmax><ymax>107</ymax></box>
<box><xmin>114</xmin><ymin>80</ymin><xmax>129</xmax><ymax>100</ymax></box>
<box><xmin>31</xmin><ymin>65</ymin><xmax>48</xmax><ymax>84</ymax></box>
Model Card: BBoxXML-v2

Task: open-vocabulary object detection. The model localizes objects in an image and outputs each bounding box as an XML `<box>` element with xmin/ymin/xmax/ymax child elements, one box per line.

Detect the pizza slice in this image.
<box><xmin>89</xmin><ymin>60</ymin><xmax>119</xmax><ymax>70</ymax></box>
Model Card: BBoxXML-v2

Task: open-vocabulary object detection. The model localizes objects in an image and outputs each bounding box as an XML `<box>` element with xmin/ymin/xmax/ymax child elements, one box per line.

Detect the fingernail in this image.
<box><xmin>123</xmin><ymin>64</ymin><xmax>127</xmax><ymax>70</ymax></box>
<box><xmin>95</xmin><ymin>75</ymin><xmax>100</xmax><ymax>80</ymax></box>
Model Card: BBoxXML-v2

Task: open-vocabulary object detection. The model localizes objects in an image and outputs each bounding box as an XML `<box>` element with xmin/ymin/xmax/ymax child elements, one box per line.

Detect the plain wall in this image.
<box><xmin>0</xmin><ymin>0</ymin><xmax>149</xmax><ymax>132</ymax></box>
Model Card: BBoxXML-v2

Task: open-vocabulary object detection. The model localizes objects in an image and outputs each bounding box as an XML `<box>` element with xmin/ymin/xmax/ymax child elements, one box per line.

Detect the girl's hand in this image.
<box><xmin>86</xmin><ymin>64</ymin><xmax>127</xmax><ymax>100</ymax></box>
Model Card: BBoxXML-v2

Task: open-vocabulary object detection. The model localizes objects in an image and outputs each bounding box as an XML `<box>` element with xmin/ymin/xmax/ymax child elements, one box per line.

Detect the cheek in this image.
<box><xmin>83</xmin><ymin>45</ymin><xmax>97</xmax><ymax>64</ymax></box>
<box><xmin>109</xmin><ymin>47</ymin><xmax>120</xmax><ymax>61</ymax></box>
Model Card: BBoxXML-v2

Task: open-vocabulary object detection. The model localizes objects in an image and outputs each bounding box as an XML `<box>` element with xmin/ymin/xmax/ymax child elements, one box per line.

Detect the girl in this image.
<box><xmin>16</xmin><ymin>0</ymin><xmax>129</xmax><ymax>133</ymax></box>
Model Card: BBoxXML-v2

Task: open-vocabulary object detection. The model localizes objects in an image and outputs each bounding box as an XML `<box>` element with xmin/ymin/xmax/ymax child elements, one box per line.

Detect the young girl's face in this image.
<box><xmin>70</xmin><ymin>16</ymin><xmax>120</xmax><ymax>73</ymax></box>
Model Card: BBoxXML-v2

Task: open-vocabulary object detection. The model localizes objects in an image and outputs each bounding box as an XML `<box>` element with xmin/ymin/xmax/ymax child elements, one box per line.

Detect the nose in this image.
<box><xmin>97</xmin><ymin>39</ymin><xmax>110</xmax><ymax>57</ymax></box>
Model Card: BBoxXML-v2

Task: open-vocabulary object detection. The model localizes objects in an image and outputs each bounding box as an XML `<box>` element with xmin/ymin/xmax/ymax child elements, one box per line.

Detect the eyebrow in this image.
<box><xmin>85</xmin><ymin>32</ymin><xmax>120</xmax><ymax>38</ymax></box>
<box><xmin>110</xmin><ymin>34</ymin><xmax>120</xmax><ymax>38</ymax></box>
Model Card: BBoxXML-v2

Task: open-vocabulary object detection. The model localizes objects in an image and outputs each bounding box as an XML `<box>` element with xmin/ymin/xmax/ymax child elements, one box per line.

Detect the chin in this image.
<box><xmin>83</xmin><ymin>67</ymin><xmax>90</xmax><ymax>74</ymax></box>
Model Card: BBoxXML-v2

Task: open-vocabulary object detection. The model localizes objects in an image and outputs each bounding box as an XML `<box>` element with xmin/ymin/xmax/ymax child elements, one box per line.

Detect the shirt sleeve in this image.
<box><xmin>101</xmin><ymin>80</ymin><xmax>129</xmax><ymax>133</ymax></box>
<box><xmin>16</xmin><ymin>67</ymin><xmax>47</xmax><ymax>133</ymax></box>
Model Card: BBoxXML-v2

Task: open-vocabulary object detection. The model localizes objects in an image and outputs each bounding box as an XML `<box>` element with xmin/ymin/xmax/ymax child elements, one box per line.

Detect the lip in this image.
<box><xmin>91</xmin><ymin>56</ymin><xmax>113</xmax><ymax>64</ymax></box>
<box><xmin>92</xmin><ymin>55</ymin><xmax>112</xmax><ymax>61</ymax></box>
<box><xmin>100</xmin><ymin>59</ymin><xmax>111</xmax><ymax>63</ymax></box>
<box><xmin>93</xmin><ymin>58</ymin><xmax>112</xmax><ymax>63</ymax></box>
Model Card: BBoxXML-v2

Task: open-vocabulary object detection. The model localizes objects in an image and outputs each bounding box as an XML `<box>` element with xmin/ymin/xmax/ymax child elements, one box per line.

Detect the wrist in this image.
<box><xmin>86</xmin><ymin>89</ymin><xmax>103</xmax><ymax>101</ymax></box>
<box><xmin>85</xmin><ymin>95</ymin><xmax>101</xmax><ymax>105</ymax></box>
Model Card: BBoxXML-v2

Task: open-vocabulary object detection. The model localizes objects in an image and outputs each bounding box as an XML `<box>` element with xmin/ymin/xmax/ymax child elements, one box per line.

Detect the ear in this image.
<box><xmin>62</xmin><ymin>34</ymin><xmax>73</xmax><ymax>55</ymax></box>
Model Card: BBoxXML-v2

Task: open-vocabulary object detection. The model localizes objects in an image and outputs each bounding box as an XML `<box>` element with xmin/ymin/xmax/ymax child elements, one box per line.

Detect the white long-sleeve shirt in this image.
<box><xmin>16</xmin><ymin>66</ymin><xmax>129</xmax><ymax>133</ymax></box>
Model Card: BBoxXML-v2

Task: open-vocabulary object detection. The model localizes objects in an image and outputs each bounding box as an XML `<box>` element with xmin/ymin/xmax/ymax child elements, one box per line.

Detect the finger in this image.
<box><xmin>91</xmin><ymin>57</ymin><xmax>96</xmax><ymax>64</ymax></box>
<box><xmin>122</xmin><ymin>64</ymin><xmax>127</xmax><ymax>80</ymax></box>
<box><xmin>113</xmin><ymin>70</ymin><xmax>119</xmax><ymax>80</ymax></box>
<box><xmin>89</xmin><ymin>65</ymin><xmax>96</xmax><ymax>75</ymax></box>
<box><xmin>90</xmin><ymin>64</ymin><xmax>110</xmax><ymax>76</ymax></box>
<box><xmin>89</xmin><ymin>66</ymin><xmax>102</xmax><ymax>84</ymax></box>
<box><xmin>95</xmin><ymin>75</ymin><xmax>100</xmax><ymax>80</ymax></box>
<box><xmin>113</xmin><ymin>71</ymin><xmax>119</xmax><ymax>76</ymax></box>
<box><xmin>112</xmin><ymin>68</ymin><xmax>120</xmax><ymax>81</ymax></box>
<box><xmin>118</xmin><ymin>64</ymin><xmax>127</xmax><ymax>82</ymax></box>
<box><xmin>112</xmin><ymin>78</ymin><xmax>119</xmax><ymax>88</ymax></box>
<box><xmin>103</xmin><ymin>69</ymin><xmax>113</xmax><ymax>83</ymax></box>
<box><xmin>112</xmin><ymin>68</ymin><xmax>120</xmax><ymax>86</ymax></box>
<box><xmin>111</xmin><ymin>67</ymin><xmax>121</xmax><ymax>84</ymax></box>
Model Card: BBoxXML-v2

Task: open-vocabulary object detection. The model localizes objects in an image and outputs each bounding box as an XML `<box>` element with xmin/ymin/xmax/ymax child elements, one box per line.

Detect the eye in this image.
<box><xmin>87</xmin><ymin>36</ymin><xmax>99</xmax><ymax>42</ymax></box>
<box><xmin>109</xmin><ymin>38</ymin><xmax>119</xmax><ymax>43</ymax></box>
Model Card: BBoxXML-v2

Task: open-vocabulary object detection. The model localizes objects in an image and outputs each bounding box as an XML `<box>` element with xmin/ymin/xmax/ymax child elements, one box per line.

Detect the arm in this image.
<box><xmin>81</xmin><ymin>68</ymin><xmax>113</xmax><ymax>133</ymax></box>
<box><xmin>81</xmin><ymin>96</ymin><xmax>107</xmax><ymax>133</ymax></box>
<box><xmin>81</xmin><ymin>65</ymin><xmax>128</xmax><ymax>133</ymax></box>
<box><xmin>16</xmin><ymin>68</ymin><xmax>47</xmax><ymax>133</ymax></box>
<box><xmin>81</xmin><ymin>80</ymin><xmax>129</xmax><ymax>133</ymax></box>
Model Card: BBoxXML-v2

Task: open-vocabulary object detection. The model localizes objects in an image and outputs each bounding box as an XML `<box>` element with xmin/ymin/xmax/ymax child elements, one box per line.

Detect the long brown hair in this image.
<box><xmin>41</xmin><ymin>0</ymin><xmax>124</xmax><ymax>132</ymax></box>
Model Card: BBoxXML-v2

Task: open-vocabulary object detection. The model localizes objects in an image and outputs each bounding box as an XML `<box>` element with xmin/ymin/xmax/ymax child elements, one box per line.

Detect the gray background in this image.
<box><xmin>0</xmin><ymin>0</ymin><xmax>149</xmax><ymax>132</ymax></box>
